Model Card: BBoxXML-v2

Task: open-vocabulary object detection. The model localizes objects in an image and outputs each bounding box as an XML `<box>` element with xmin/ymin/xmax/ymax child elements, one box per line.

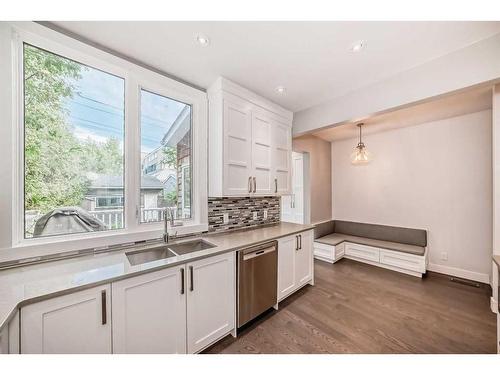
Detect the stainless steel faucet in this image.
<box><xmin>163</xmin><ymin>207</ymin><xmax>182</xmax><ymax>243</ymax></box>
<box><xmin>163</xmin><ymin>207</ymin><xmax>174</xmax><ymax>243</ymax></box>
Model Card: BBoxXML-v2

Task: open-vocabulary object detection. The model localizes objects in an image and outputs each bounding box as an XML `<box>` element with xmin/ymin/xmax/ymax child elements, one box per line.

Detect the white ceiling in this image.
<box><xmin>313</xmin><ymin>85</ymin><xmax>493</xmax><ymax>142</ymax></box>
<box><xmin>51</xmin><ymin>21</ymin><xmax>500</xmax><ymax>112</ymax></box>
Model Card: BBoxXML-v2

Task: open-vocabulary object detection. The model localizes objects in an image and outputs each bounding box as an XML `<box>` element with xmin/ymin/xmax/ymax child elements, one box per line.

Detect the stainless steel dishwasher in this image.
<box><xmin>237</xmin><ymin>241</ymin><xmax>278</xmax><ymax>328</ymax></box>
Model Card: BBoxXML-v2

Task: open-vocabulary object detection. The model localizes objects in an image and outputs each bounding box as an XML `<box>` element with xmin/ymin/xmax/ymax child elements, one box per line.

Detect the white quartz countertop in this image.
<box><xmin>0</xmin><ymin>222</ymin><xmax>314</xmax><ymax>331</ymax></box>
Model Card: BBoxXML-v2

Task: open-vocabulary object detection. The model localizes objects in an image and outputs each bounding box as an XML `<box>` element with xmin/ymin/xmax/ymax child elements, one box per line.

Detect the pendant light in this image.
<box><xmin>350</xmin><ymin>123</ymin><xmax>372</xmax><ymax>165</ymax></box>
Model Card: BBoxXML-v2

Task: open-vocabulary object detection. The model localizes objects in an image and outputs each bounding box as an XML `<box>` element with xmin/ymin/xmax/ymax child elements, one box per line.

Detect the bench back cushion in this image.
<box><xmin>313</xmin><ymin>220</ymin><xmax>335</xmax><ymax>239</ymax></box>
<box><xmin>334</xmin><ymin>220</ymin><xmax>427</xmax><ymax>247</ymax></box>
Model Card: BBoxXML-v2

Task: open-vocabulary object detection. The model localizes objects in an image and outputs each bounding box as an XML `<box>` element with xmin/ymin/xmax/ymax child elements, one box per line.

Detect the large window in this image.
<box><xmin>15</xmin><ymin>27</ymin><xmax>207</xmax><ymax>248</ymax></box>
<box><xmin>140</xmin><ymin>89</ymin><xmax>192</xmax><ymax>223</ymax></box>
<box><xmin>23</xmin><ymin>44</ymin><xmax>125</xmax><ymax>238</ymax></box>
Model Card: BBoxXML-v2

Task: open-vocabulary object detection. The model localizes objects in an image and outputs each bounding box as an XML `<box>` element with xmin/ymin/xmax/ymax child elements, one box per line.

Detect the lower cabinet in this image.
<box><xmin>21</xmin><ymin>285</ymin><xmax>112</xmax><ymax>354</ymax></box>
<box><xmin>112</xmin><ymin>265</ymin><xmax>187</xmax><ymax>354</ymax></box>
<box><xmin>113</xmin><ymin>252</ymin><xmax>235</xmax><ymax>354</ymax></box>
<box><xmin>186</xmin><ymin>252</ymin><xmax>235</xmax><ymax>353</ymax></box>
<box><xmin>277</xmin><ymin>230</ymin><xmax>314</xmax><ymax>301</ymax></box>
<box><xmin>19</xmin><ymin>252</ymin><xmax>236</xmax><ymax>354</ymax></box>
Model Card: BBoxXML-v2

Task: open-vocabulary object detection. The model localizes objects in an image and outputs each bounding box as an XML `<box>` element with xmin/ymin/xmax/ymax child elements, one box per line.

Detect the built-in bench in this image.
<box><xmin>313</xmin><ymin>220</ymin><xmax>428</xmax><ymax>277</ymax></box>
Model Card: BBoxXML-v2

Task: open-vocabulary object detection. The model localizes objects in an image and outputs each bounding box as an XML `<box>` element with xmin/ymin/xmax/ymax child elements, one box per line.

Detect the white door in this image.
<box><xmin>277</xmin><ymin>235</ymin><xmax>297</xmax><ymax>301</ymax></box>
<box><xmin>294</xmin><ymin>230</ymin><xmax>313</xmax><ymax>287</ymax></box>
<box><xmin>112</xmin><ymin>265</ymin><xmax>186</xmax><ymax>353</ymax></box>
<box><xmin>251</xmin><ymin>111</ymin><xmax>273</xmax><ymax>195</ymax></box>
<box><xmin>281</xmin><ymin>152</ymin><xmax>304</xmax><ymax>224</ymax></box>
<box><xmin>272</xmin><ymin>121</ymin><xmax>292</xmax><ymax>194</ymax></box>
<box><xmin>223</xmin><ymin>97</ymin><xmax>253</xmax><ymax>196</ymax></box>
<box><xmin>187</xmin><ymin>252</ymin><xmax>235</xmax><ymax>353</ymax></box>
<box><xmin>21</xmin><ymin>285</ymin><xmax>112</xmax><ymax>354</ymax></box>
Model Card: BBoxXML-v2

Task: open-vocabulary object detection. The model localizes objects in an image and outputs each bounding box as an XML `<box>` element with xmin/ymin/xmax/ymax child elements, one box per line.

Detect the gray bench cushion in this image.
<box><xmin>315</xmin><ymin>233</ymin><xmax>425</xmax><ymax>256</ymax></box>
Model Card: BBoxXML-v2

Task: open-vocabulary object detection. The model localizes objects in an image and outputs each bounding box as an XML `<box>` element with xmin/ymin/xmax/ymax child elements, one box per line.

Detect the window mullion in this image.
<box><xmin>124</xmin><ymin>77</ymin><xmax>140</xmax><ymax>232</ymax></box>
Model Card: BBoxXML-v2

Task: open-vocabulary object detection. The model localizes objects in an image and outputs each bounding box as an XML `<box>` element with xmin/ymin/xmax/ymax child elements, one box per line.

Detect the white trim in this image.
<box><xmin>427</xmin><ymin>263</ymin><xmax>490</xmax><ymax>284</ymax></box>
<box><xmin>2</xmin><ymin>22</ymin><xmax>208</xmax><ymax>260</ymax></box>
<box><xmin>491</xmin><ymin>297</ymin><xmax>498</xmax><ymax>314</ymax></box>
<box><xmin>208</xmin><ymin>77</ymin><xmax>293</xmax><ymax>123</ymax></box>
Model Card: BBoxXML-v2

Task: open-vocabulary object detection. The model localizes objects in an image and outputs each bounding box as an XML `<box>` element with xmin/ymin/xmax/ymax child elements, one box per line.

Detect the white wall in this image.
<box><xmin>331</xmin><ymin>110</ymin><xmax>492</xmax><ymax>283</ymax></box>
<box><xmin>292</xmin><ymin>135</ymin><xmax>332</xmax><ymax>224</ymax></box>
<box><xmin>294</xmin><ymin>33</ymin><xmax>500</xmax><ymax>136</ymax></box>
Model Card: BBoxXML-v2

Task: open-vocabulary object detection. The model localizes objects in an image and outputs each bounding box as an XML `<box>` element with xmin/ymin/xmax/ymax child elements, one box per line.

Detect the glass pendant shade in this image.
<box><xmin>351</xmin><ymin>143</ymin><xmax>372</xmax><ymax>164</ymax></box>
<box><xmin>351</xmin><ymin>123</ymin><xmax>372</xmax><ymax>165</ymax></box>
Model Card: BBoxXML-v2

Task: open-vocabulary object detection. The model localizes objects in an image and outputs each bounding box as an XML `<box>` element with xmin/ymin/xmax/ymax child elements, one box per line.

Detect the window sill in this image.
<box><xmin>1</xmin><ymin>222</ymin><xmax>208</xmax><ymax>263</ymax></box>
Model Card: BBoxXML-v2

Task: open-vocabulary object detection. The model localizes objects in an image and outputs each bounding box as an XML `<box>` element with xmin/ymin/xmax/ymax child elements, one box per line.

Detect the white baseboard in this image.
<box><xmin>427</xmin><ymin>263</ymin><xmax>490</xmax><ymax>284</ymax></box>
<box><xmin>491</xmin><ymin>297</ymin><xmax>498</xmax><ymax>314</ymax></box>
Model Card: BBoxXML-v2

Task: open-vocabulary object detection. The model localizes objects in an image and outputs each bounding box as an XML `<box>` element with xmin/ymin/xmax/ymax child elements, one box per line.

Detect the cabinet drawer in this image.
<box><xmin>313</xmin><ymin>242</ymin><xmax>334</xmax><ymax>259</ymax></box>
<box><xmin>379</xmin><ymin>249</ymin><xmax>425</xmax><ymax>273</ymax></box>
<box><xmin>345</xmin><ymin>243</ymin><xmax>380</xmax><ymax>262</ymax></box>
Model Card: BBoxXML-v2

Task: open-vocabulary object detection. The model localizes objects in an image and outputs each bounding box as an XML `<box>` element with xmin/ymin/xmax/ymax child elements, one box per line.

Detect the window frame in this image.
<box><xmin>10</xmin><ymin>23</ymin><xmax>208</xmax><ymax>257</ymax></box>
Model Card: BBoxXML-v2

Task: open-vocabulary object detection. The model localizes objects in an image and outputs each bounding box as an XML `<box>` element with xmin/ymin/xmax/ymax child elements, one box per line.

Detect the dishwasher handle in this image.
<box><xmin>242</xmin><ymin>245</ymin><xmax>276</xmax><ymax>261</ymax></box>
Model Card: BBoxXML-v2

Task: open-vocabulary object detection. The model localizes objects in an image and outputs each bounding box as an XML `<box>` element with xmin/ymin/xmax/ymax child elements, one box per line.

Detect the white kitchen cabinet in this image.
<box><xmin>112</xmin><ymin>265</ymin><xmax>186</xmax><ymax>354</ymax></box>
<box><xmin>251</xmin><ymin>111</ymin><xmax>273</xmax><ymax>195</ymax></box>
<box><xmin>272</xmin><ymin>121</ymin><xmax>292</xmax><ymax>194</ymax></box>
<box><xmin>21</xmin><ymin>285</ymin><xmax>111</xmax><ymax>354</ymax></box>
<box><xmin>278</xmin><ymin>230</ymin><xmax>314</xmax><ymax>302</ymax></box>
<box><xmin>295</xmin><ymin>230</ymin><xmax>313</xmax><ymax>287</ymax></box>
<box><xmin>277</xmin><ymin>235</ymin><xmax>296</xmax><ymax>300</ymax></box>
<box><xmin>186</xmin><ymin>251</ymin><xmax>235</xmax><ymax>353</ymax></box>
<box><xmin>208</xmin><ymin>77</ymin><xmax>293</xmax><ymax>197</ymax></box>
<box><xmin>222</xmin><ymin>95</ymin><xmax>253</xmax><ymax>196</ymax></box>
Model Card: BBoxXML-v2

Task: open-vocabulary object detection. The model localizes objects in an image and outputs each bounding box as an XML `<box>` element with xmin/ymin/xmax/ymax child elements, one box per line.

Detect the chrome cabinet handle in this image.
<box><xmin>253</xmin><ymin>177</ymin><xmax>256</xmax><ymax>193</ymax></box>
<box><xmin>248</xmin><ymin>176</ymin><xmax>252</xmax><ymax>193</ymax></box>
<box><xmin>274</xmin><ymin>178</ymin><xmax>278</xmax><ymax>193</ymax></box>
<box><xmin>189</xmin><ymin>266</ymin><xmax>194</xmax><ymax>291</ymax></box>
<box><xmin>101</xmin><ymin>290</ymin><xmax>107</xmax><ymax>325</ymax></box>
<box><xmin>180</xmin><ymin>267</ymin><xmax>185</xmax><ymax>295</ymax></box>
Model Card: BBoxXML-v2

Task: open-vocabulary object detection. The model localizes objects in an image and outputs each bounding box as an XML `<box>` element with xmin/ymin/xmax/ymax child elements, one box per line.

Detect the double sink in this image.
<box><xmin>126</xmin><ymin>239</ymin><xmax>216</xmax><ymax>266</ymax></box>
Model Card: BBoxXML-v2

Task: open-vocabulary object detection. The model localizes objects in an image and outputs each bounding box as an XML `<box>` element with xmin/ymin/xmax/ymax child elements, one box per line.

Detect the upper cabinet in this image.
<box><xmin>208</xmin><ymin>78</ymin><xmax>293</xmax><ymax>197</ymax></box>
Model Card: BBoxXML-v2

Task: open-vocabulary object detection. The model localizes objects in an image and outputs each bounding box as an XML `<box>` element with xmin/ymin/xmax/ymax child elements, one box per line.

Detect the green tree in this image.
<box><xmin>80</xmin><ymin>137</ymin><xmax>123</xmax><ymax>175</ymax></box>
<box><xmin>162</xmin><ymin>146</ymin><xmax>177</xmax><ymax>168</ymax></box>
<box><xmin>24</xmin><ymin>44</ymin><xmax>87</xmax><ymax>213</ymax></box>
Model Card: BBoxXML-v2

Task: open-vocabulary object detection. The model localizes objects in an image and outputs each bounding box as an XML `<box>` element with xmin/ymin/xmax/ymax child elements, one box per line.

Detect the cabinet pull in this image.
<box><xmin>299</xmin><ymin>234</ymin><xmax>302</xmax><ymax>250</ymax></box>
<box><xmin>274</xmin><ymin>178</ymin><xmax>278</xmax><ymax>193</ymax></box>
<box><xmin>101</xmin><ymin>290</ymin><xmax>107</xmax><ymax>325</ymax></box>
<box><xmin>180</xmin><ymin>267</ymin><xmax>185</xmax><ymax>295</ymax></box>
<box><xmin>248</xmin><ymin>176</ymin><xmax>252</xmax><ymax>193</ymax></box>
<box><xmin>295</xmin><ymin>235</ymin><xmax>299</xmax><ymax>251</ymax></box>
<box><xmin>189</xmin><ymin>266</ymin><xmax>194</xmax><ymax>291</ymax></box>
<box><xmin>253</xmin><ymin>177</ymin><xmax>256</xmax><ymax>193</ymax></box>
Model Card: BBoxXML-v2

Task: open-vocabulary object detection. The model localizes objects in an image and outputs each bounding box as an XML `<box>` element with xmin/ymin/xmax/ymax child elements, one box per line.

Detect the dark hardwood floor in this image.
<box><xmin>204</xmin><ymin>259</ymin><xmax>497</xmax><ymax>354</ymax></box>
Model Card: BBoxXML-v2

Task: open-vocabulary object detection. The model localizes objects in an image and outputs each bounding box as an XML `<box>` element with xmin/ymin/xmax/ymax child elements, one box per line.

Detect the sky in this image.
<box><xmin>65</xmin><ymin>65</ymin><xmax>188</xmax><ymax>154</ymax></box>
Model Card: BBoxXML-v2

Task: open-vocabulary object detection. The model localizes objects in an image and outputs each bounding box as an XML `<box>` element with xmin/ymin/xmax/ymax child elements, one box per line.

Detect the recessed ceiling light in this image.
<box><xmin>350</xmin><ymin>40</ymin><xmax>365</xmax><ymax>53</ymax></box>
<box><xmin>275</xmin><ymin>86</ymin><xmax>286</xmax><ymax>94</ymax></box>
<box><xmin>196</xmin><ymin>34</ymin><xmax>210</xmax><ymax>47</ymax></box>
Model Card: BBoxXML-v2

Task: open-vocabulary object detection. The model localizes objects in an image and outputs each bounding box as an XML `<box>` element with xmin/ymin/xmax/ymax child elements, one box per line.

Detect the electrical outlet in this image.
<box><xmin>253</xmin><ymin>212</ymin><xmax>258</xmax><ymax>220</ymax></box>
<box><xmin>440</xmin><ymin>252</ymin><xmax>448</xmax><ymax>261</ymax></box>
<box><xmin>263</xmin><ymin>210</ymin><xmax>268</xmax><ymax>219</ymax></box>
<box><xmin>223</xmin><ymin>213</ymin><xmax>229</xmax><ymax>224</ymax></box>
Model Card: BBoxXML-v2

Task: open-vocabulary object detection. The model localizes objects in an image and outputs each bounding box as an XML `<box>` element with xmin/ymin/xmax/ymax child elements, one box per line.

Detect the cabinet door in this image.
<box><xmin>112</xmin><ymin>266</ymin><xmax>186</xmax><ymax>354</ymax></box>
<box><xmin>295</xmin><ymin>230</ymin><xmax>313</xmax><ymax>287</ymax></box>
<box><xmin>278</xmin><ymin>235</ymin><xmax>297</xmax><ymax>300</ymax></box>
<box><xmin>223</xmin><ymin>97</ymin><xmax>253</xmax><ymax>196</ymax></box>
<box><xmin>187</xmin><ymin>252</ymin><xmax>235</xmax><ymax>353</ymax></box>
<box><xmin>21</xmin><ymin>285</ymin><xmax>111</xmax><ymax>354</ymax></box>
<box><xmin>251</xmin><ymin>111</ymin><xmax>273</xmax><ymax>195</ymax></box>
<box><xmin>272</xmin><ymin>122</ymin><xmax>292</xmax><ymax>195</ymax></box>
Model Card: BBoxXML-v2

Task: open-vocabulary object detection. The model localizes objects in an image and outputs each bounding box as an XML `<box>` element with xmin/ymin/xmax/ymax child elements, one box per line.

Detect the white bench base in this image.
<box><xmin>314</xmin><ymin>241</ymin><xmax>427</xmax><ymax>277</ymax></box>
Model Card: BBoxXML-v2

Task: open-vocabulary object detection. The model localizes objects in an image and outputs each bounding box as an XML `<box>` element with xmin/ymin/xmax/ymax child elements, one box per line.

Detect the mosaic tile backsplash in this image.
<box><xmin>208</xmin><ymin>196</ymin><xmax>281</xmax><ymax>232</ymax></box>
